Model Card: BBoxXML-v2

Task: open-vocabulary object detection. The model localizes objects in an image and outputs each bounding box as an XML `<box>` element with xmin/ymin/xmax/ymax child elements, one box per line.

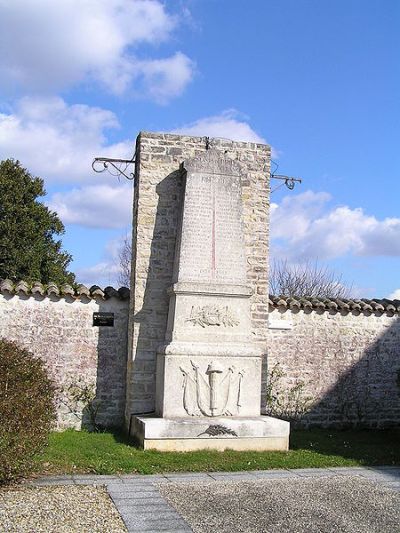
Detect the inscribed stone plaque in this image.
<box><xmin>174</xmin><ymin>152</ymin><xmax>247</xmax><ymax>285</ymax></box>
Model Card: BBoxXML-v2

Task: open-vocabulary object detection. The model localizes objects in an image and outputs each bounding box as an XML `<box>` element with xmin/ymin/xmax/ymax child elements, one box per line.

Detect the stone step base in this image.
<box><xmin>130</xmin><ymin>415</ymin><xmax>290</xmax><ymax>452</ymax></box>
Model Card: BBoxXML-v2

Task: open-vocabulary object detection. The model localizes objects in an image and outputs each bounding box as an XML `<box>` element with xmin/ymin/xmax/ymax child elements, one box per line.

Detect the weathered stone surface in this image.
<box><xmin>127</xmin><ymin>132</ymin><xmax>271</xmax><ymax>420</ymax></box>
<box><xmin>132</xmin><ymin>416</ymin><xmax>289</xmax><ymax>451</ymax></box>
<box><xmin>129</xmin><ymin>136</ymin><xmax>289</xmax><ymax>450</ymax></box>
<box><xmin>0</xmin><ymin>291</ymin><xmax>128</xmax><ymax>429</ymax></box>
<box><xmin>173</xmin><ymin>151</ymin><xmax>247</xmax><ymax>285</ymax></box>
<box><xmin>267</xmin><ymin>307</ymin><xmax>400</xmax><ymax>427</ymax></box>
<box><xmin>156</xmin><ymin>355</ymin><xmax>262</xmax><ymax>418</ymax></box>
<box><xmin>152</xmin><ymin>149</ymin><xmax>264</xmax><ymax>422</ymax></box>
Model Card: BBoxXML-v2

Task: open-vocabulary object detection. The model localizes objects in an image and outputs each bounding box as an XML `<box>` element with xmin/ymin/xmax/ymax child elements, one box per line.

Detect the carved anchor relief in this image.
<box><xmin>180</xmin><ymin>360</ymin><xmax>245</xmax><ymax>417</ymax></box>
<box><xmin>186</xmin><ymin>305</ymin><xmax>239</xmax><ymax>328</ymax></box>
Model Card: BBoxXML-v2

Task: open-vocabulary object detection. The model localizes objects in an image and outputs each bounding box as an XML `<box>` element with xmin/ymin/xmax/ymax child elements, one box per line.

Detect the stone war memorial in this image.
<box><xmin>128</xmin><ymin>132</ymin><xmax>289</xmax><ymax>451</ymax></box>
<box><xmin>0</xmin><ymin>131</ymin><xmax>399</xmax><ymax>434</ymax></box>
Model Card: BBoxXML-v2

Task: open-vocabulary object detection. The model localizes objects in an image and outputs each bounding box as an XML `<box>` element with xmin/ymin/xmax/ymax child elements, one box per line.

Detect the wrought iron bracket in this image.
<box><xmin>270</xmin><ymin>161</ymin><xmax>302</xmax><ymax>193</ymax></box>
<box><xmin>92</xmin><ymin>156</ymin><xmax>136</xmax><ymax>183</ymax></box>
<box><xmin>271</xmin><ymin>173</ymin><xmax>302</xmax><ymax>191</ymax></box>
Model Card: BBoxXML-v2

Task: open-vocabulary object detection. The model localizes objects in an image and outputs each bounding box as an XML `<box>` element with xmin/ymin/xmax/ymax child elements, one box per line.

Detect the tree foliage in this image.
<box><xmin>0</xmin><ymin>338</ymin><xmax>56</xmax><ymax>483</ymax></box>
<box><xmin>270</xmin><ymin>259</ymin><xmax>352</xmax><ymax>299</ymax></box>
<box><xmin>0</xmin><ymin>159</ymin><xmax>75</xmax><ymax>285</ymax></box>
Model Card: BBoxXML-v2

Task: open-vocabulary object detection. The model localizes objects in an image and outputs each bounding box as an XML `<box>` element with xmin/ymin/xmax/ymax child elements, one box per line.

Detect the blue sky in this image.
<box><xmin>0</xmin><ymin>0</ymin><xmax>399</xmax><ymax>298</ymax></box>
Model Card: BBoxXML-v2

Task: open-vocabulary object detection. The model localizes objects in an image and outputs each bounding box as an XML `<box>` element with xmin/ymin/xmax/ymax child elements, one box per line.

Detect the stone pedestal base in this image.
<box><xmin>130</xmin><ymin>416</ymin><xmax>290</xmax><ymax>452</ymax></box>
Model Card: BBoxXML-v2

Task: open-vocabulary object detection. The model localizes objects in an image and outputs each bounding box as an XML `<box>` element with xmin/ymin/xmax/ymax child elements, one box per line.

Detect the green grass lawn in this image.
<box><xmin>35</xmin><ymin>428</ymin><xmax>400</xmax><ymax>476</ymax></box>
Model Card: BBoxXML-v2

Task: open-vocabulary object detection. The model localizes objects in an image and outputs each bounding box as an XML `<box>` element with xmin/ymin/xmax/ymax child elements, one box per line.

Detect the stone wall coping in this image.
<box><xmin>2</xmin><ymin>279</ymin><xmax>397</xmax><ymax>313</ymax></box>
<box><xmin>138</xmin><ymin>130</ymin><xmax>271</xmax><ymax>151</ymax></box>
<box><xmin>268</xmin><ymin>295</ymin><xmax>400</xmax><ymax>315</ymax></box>
<box><xmin>0</xmin><ymin>279</ymin><xmax>130</xmax><ymax>301</ymax></box>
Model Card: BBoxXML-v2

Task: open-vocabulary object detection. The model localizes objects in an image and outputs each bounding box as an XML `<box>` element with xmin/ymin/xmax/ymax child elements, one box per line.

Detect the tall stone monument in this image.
<box><xmin>129</xmin><ymin>133</ymin><xmax>289</xmax><ymax>451</ymax></box>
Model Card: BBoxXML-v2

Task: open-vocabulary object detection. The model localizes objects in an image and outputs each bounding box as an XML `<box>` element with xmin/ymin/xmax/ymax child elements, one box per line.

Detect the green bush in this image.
<box><xmin>0</xmin><ymin>339</ymin><xmax>56</xmax><ymax>483</ymax></box>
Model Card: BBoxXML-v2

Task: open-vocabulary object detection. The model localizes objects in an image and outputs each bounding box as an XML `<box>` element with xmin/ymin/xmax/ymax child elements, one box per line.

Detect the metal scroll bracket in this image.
<box><xmin>270</xmin><ymin>160</ymin><xmax>302</xmax><ymax>193</ymax></box>
<box><xmin>92</xmin><ymin>156</ymin><xmax>136</xmax><ymax>184</ymax></box>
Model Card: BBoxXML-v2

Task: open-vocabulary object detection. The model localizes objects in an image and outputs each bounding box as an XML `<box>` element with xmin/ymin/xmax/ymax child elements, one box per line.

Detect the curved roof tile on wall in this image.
<box><xmin>0</xmin><ymin>279</ymin><xmax>130</xmax><ymax>301</ymax></box>
<box><xmin>268</xmin><ymin>295</ymin><xmax>400</xmax><ymax>314</ymax></box>
<box><xmin>0</xmin><ymin>279</ymin><xmax>398</xmax><ymax>314</ymax></box>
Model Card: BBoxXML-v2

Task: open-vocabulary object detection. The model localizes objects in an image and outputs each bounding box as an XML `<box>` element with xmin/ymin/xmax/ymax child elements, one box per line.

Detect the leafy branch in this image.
<box><xmin>62</xmin><ymin>380</ymin><xmax>101</xmax><ymax>431</ymax></box>
<box><xmin>265</xmin><ymin>363</ymin><xmax>314</xmax><ymax>423</ymax></box>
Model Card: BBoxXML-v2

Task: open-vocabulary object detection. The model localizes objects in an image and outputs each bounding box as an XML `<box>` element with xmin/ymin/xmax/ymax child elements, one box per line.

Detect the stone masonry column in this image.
<box><xmin>126</xmin><ymin>132</ymin><xmax>289</xmax><ymax>450</ymax></box>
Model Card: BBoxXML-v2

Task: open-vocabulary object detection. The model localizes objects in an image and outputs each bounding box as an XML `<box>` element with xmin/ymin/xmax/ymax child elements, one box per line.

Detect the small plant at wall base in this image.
<box><xmin>265</xmin><ymin>363</ymin><xmax>314</xmax><ymax>424</ymax></box>
<box><xmin>63</xmin><ymin>380</ymin><xmax>102</xmax><ymax>432</ymax></box>
<box><xmin>0</xmin><ymin>339</ymin><xmax>56</xmax><ymax>483</ymax></box>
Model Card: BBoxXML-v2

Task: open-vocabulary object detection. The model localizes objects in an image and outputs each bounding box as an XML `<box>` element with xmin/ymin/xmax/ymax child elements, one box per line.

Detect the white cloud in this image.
<box><xmin>75</xmin><ymin>236</ymin><xmax>127</xmax><ymax>286</ymax></box>
<box><xmin>271</xmin><ymin>191</ymin><xmax>400</xmax><ymax>261</ymax></box>
<box><xmin>0</xmin><ymin>0</ymin><xmax>194</xmax><ymax>101</ymax></box>
<box><xmin>270</xmin><ymin>191</ymin><xmax>331</xmax><ymax>242</ymax></box>
<box><xmin>137</xmin><ymin>53</ymin><xmax>195</xmax><ymax>104</ymax></box>
<box><xmin>388</xmin><ymin>289</ymin><xmax>400</xmax><ymax>300</ymax></box>
<box><xmin>0</xmin><ymin>96</ymin><xmax>133</xmax><ymax>184</ymax></box>
<box><xmin>76</xmin><ymin>261</ymin><xmax>122</xmax><ymax>287</ymax></box>
<box><xmin>171</xmin><ymin>110</ymin><xmax>267</xmax><ymax>144</ymax></box>
<box><xmin>48</xmin><ymin>184</ymin><xmax>133</xmax><ymax>229</ymax></box>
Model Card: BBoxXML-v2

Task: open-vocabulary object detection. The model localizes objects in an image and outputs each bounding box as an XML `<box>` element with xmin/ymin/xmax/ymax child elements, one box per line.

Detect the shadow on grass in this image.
<box><xmin>102</xmin><ymin>428</ymin><xmax>133</xmax><ymax>446</ymax></box>
<box><xmin>290</xmin><ymin>428</ymin><xmax>400</xmax><ymax>466</ymax></box>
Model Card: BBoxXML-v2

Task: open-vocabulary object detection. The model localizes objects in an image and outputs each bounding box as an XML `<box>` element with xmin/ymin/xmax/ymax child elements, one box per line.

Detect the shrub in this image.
<box><xmin>265</xmin><ymin>363</ymin><xmax>314</xmax><ymax>424</ymax></box>
<box><xmin>0</xmin><ymin>339</ymin><xmax>56</xmax><ymax>483</ymax></box>
<box><xmin>63</xmin><ymin>379</ymin><xmax>102</xmax><ymax>431</ymax></box>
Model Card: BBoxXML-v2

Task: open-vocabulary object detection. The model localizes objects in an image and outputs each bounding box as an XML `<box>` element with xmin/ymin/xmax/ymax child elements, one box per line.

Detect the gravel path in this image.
<box><xmin>159</xmin><ymin>475</ymin><xmax>400</xmax><ymax>533</ymax></box>
<box><xmin>2</xmin><ymin>468</ymin><xmax>400</xmax><ymax>532</ymax></box>
<box><xmin>0</xmin><ymin>485</ymin><xmax>127</xmax><ymax>532</ymax></box>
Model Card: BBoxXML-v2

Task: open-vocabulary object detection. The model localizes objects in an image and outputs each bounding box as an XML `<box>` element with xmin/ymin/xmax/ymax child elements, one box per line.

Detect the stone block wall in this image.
<box><xmin>0</xmin><ymin>289</ymin><xmax>129</xmax><ymax>429</ymax></box>
<box><xmin>0</xmin><ymin>286</ymin><xmax>399</xmax><ymax>429</ymax></box>
<box><xmin>127</xmin><ymin>132</ymin><xmax>271</xmax><ymax>419</ymax></box>
<box><xmin>267</xmin><ymin>305</ymin><xmax>400</xmax><ymax>427</ymax></box>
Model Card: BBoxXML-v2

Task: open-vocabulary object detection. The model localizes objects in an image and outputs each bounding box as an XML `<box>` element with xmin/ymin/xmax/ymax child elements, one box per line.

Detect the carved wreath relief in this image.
<box><xmin>198</xmin><ymin>424</ymin><xmax>238</xmax><ymax>437</ymax></box>
<box><xmin>186</xmin><ymin>305</ymin><xmax>239</xmax><ymax>328</ymax></box>
<box><xmin>180</xmin><ymin>360</ymin><xmax>245</xmax><ymax>417</ymax></box>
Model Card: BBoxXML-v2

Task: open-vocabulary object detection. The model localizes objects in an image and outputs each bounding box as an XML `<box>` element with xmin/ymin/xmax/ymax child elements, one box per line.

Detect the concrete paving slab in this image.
<box><xmin>122</xmin><ymin>509</ymin><xmax>181</xmax><ymax>520</ymax></box>
<box><xmin>107</xmin><ymin>483</ymin><xmax>158</xmax><ymax>492</ymax></box>
<box><xmin>327</xmin><ymin>467</ymin><xmax>372</xmax><ymax>473</ymax></box>
<box><xmin>292</xmin><ymin>468</ymin><xmax>337</xmax><ymax>477</ymax></box>
<box><xmin>250</xmin><ymin>470</ymin><xmax>298</xmax><ymax>479</ymax></box>
<box><xmin>32</xmin><ymin>478</ymin><xmax>75</xmax><ymax>485</ymax></box>
<box><xmin>165</xmin><ymin>472</ymin><xmax>214</xmax><ymax>479</ymax></box>
<box><xmin>121</xmin><ymin>513</ymin><xmax>190</xmax><ymax>529</ymax></box>
<box><xmin>115</xmin><ymin>502</ymin><xmax>174</xmax><ymax>513</ymax></box>
<box><xmin>164</xmin><ymin>475</ymin><xmax>214</xmax><ymax>483</ymax></box>
<box><xmin>32</xmin><ymin>475</ymin><xmax>74</xmax><ymax>481</ymax></box>
<box><xmin>73</xmin><ymin>474</ymin><xmax>121</xmax><ymax>480</ymax></box>
<box><xmin>208</xmin><ymin>472</ymin><xmax>258</xmax><ymax>481</ymax></box>
<box><xmin>208</xmin><ymin>470</ymin><xmax>257</xmax><ymax>476</ymax></box>
<box><xmin>73</xmin><ymin>480</ymin><xmax>108</xmax><ymax>485</ymax></box>
<box><xmin>121</xmin><ymin>474</ymin><xmax>166</xmax><ymax>483</ymax></box>
<box><xmin>141</xmin><ymin>528</ymin><xmax>193</xmax><ymax>533</ymax></box>
<box><xmin>121</xmin><ymin>476</ymin><xmax>165</xmax><ymax>485</ymax></box>
<box><xmin>109</xmin><ymin>493</ymin><xmax>162</xmax><ymax>503</ymax></box>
